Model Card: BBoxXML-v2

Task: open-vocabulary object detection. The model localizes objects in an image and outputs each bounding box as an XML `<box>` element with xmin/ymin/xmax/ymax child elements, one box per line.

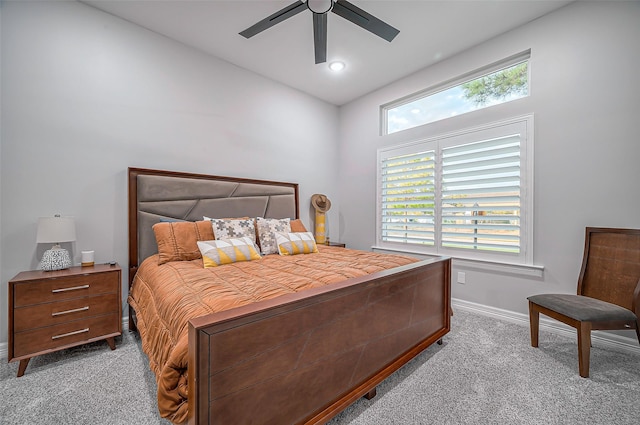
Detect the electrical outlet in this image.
<box><xmin>457</xmin><ymin>272</ymin><xmax>466</xmax><ymax>284</ymax></box>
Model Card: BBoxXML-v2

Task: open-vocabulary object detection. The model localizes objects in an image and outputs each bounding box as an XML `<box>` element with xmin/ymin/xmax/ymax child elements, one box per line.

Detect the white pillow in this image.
<box><xmin>197</xmin><ymin>237</ymin><xmax>261</xmax><ymax>267</ymax></box>
<box><xmin>256</xmin><ymin>217</ymin><xmax>291</xmax><ymax>255</ymax></box>
<box><xmin>207</xmin><ymin>218</ymin><xmax>257</xmax><ymax>244</ymax></box>
<box><xmin>275</xmin><ymin>232</ymin><xmax>319</xmax><ymax>256</ymax></box>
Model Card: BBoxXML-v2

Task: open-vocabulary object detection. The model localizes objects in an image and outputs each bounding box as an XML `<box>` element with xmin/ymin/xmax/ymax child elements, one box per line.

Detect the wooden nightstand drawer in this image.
<box><xmin>13</xmin><ymin>271</ymin><xmax>118</xmax><ymax>307</ymax></box>
<box><xmin>13</xmin><ymin>312</ymin><xmax>120</xmax><ymax>358</ymax></box>
<box><xmin>13</xmin><ymin>293</ymin><xmax>120</xmax><ymax>333</ymax></box>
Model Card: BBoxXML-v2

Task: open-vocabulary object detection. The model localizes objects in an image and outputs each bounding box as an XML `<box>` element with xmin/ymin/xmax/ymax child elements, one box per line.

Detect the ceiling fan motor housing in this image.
<box><xmin>306</xmin><ymin>0</ymin><xmax>334</xmax><ymax>14</ymax></box>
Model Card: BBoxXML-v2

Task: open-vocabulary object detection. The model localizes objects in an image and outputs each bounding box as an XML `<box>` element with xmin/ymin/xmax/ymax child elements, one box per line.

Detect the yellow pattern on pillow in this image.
<box><xmin>197</xmin><ymin>237</ymin><xmax>262</xmax><ymax>267</ymax></box>
<box><xmin>275</xmin><ymin>232</ymin><xmax>319</xmax><ymax>256</ymax></box>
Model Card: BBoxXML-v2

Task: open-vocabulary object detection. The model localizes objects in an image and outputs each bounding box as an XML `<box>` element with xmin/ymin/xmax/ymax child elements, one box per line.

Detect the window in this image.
<box><xmin>377</xmin><ymin>115</ymin><xmax>533</xmax><ymax>265</ymax></box>
<box><xmin>383</xmin><ymin>52</ymin><xmax>530</xmax><ymax>135</ymax></box>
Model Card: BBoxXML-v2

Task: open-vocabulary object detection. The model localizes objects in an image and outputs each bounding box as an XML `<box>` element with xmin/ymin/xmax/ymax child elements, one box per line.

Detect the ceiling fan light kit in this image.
<box><xmin>239</xmin><ymin>0</ymin><xmax>399</xmax><ymax>65</ymax></box>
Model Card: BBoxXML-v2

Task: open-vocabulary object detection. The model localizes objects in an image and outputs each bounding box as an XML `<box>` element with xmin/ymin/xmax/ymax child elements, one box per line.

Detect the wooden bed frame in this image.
<box><xmin>128</xmin><ymin>167</ymin><xmax>451</xmax><ymax>425</ymax></box>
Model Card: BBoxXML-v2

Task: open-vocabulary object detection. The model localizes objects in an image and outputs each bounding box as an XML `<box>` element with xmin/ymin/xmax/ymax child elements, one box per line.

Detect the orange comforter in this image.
<box><xmin>128</xmin><ymin>245</ymin><xmax>417</xmax><ymax>424</ymax></box>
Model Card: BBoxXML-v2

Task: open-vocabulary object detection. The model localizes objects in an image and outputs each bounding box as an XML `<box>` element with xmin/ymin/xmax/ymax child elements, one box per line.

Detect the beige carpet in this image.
<box><xmin>2</xmin><ymin>309</ymin><xmax>639</xmax><ymax>425</ymax></box>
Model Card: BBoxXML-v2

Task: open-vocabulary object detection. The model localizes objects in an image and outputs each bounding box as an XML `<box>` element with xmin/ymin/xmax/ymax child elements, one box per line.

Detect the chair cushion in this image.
<box><xmin>528</xmin><ymin>294</ymin><xmax>637</xmax><ymax>322</ymax></box>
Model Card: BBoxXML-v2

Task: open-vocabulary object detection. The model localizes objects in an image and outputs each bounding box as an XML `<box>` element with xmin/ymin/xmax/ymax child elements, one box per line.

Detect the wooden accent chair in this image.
<box><xmin>528</xmin><ymin>227</ymin><xmax>640</xmax><ymax>378</ymax></box>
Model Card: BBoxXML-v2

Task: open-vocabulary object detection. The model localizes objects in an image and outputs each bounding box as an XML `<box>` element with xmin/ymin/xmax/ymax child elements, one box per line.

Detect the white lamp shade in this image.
<box><xmin>37</xmin><ymin>216</ymin><xmax>76</xmax><ymax>244</ymax></box>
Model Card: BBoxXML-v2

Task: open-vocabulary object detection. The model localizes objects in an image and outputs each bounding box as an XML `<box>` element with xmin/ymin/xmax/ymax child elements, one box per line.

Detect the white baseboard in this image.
<box><xmin>452</xmin><ymin>298</ymin><xmax>640</xmax><ymax>355</ymax></box>
<box><xmin>0</xmin><ymin>316</ymin><xmax>130</xmax><ymax>361</ymax></box>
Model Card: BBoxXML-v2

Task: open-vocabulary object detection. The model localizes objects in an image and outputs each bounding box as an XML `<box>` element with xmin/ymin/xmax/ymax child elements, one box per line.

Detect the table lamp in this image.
<box><xmin>37</xmin><ymin>215</ymin><xmax>76</xmax><ymax>271</ymax></box>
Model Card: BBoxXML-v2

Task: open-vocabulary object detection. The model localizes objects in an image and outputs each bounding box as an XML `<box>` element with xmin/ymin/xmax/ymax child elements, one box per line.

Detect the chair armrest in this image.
<box><xmin>633</xmin><ymin>278</ymin><xmax>640</xmax><ymax>318</ymax></box>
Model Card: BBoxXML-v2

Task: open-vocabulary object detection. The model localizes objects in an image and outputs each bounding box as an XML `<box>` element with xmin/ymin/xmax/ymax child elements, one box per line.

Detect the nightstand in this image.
<box><xmin>8</xmin><ymin>263</ymin><xmax>122</xmax><ymax>377</ymax></box>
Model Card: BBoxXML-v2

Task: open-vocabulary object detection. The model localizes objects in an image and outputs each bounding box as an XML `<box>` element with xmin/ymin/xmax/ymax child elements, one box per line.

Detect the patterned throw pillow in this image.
<box><xmin>197</xmin><ymin>238</ymin><xmax>261</xmax><ymax>267</ymax></box>
<box><xmin>256</xmin><ymin>217</ymin><xmax>291</xmax><ymax>255</ymax></box>
<box><xmin>209</xmin><ymin>218</ymin><xmax>256</xmax><ymax>243</ymax></box>
<box><xmin>275</xmin><ymin>231</ymin><xmax>319</xmax><ymax>256</ymax></box>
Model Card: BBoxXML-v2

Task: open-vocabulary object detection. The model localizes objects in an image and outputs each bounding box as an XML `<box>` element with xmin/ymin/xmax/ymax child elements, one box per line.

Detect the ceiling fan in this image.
<box><xmin>239</xmin><ymin>0</ymin><xmax>400</xmax><ymax>64</ymax></box>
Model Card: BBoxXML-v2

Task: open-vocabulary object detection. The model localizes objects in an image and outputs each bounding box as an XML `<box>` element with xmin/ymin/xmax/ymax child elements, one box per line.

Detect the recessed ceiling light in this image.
<box><xmin>329</xmin><ymin>61</ymin><xmax>345</xmax><ymax>72</ymax></box>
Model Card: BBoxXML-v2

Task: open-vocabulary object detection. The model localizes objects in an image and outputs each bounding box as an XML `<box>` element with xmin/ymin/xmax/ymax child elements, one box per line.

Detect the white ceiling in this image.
<box><xmin>84</xmin><ymin>0</ymin><xmax>572</xmax><ymax>105</ymax></box>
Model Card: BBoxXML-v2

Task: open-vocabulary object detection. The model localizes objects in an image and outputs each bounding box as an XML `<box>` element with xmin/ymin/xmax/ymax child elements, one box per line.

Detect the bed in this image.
<box><xmin>127</xmin><ymin>167</ymin><xmax>451</xmax><ymax>425</ymax></box>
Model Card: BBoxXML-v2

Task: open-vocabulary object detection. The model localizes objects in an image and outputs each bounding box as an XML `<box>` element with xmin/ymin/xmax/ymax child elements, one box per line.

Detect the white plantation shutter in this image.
<box><xmin>377</xmin><ymin>116</ymin><xmax>532</xmax><ymax>264</ymax></box>
<box><xmin>441</xmin><ymin>135</ymin><xmax>521</xmax><ymax>253</ymax></box>
<box><xmin>381</xmin><ymin>150</ymin><xmax>436</xmax><ymax>246</ymax></box>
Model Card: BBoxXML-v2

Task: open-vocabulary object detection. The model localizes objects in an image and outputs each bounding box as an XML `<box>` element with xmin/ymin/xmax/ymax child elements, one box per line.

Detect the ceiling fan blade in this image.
<box><xmin>313</xmin><ymin>13</ymin><xmax>328</xmax><ymax>64</ymax></box>
<box><xmin>239</xmin><ymin>0</ymin><xmax>306</xmax><ymax>38</ymax></box>
<box><xmin>332</xmin><ymin>0</ymin><xmax>399</xmax><ymax>42</ymax></box>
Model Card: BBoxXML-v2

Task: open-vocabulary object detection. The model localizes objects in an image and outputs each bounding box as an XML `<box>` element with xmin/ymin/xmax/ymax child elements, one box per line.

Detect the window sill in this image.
<box><xmin>371</xmin><ymin>245</ymin><xmax>544</xmax><ymax>278</ymax></box>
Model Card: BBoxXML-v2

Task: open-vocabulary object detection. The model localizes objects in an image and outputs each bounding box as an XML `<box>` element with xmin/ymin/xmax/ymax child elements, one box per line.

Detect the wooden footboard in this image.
<box><xmin>188</xmin><ymin>256</ymin><xmax>451</xmax><ymax>425</ymax></box>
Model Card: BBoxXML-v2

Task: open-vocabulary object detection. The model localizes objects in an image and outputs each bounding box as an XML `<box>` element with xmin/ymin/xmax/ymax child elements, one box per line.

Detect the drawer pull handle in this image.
<box><xmin>52</xmin><ymin>328</ymin><xmax>89</xmax><ymax>340</ymax></box>
<box><xmin>52</xmin><ymin>285</ymin><xmax>90</xmax><ymax>293</ymax></box>
<box><xmin>52</xmin><ymin>306</ymin><xmax>89</xmax><ymax>317</ymax></box>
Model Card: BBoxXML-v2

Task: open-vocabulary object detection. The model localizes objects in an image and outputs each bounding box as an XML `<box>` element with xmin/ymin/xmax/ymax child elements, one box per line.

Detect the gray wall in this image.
<box><xmin>0</xmin><ymin>1</ymin><xmax>339</xmax><ymax>346</ymax></box>
<box><xmin>0</xmin><ymin>5</ymin><xmax>3</xmax><ymax>345</ymax></box>
<box><xmin>338</xmin><ymin>1</ymin><xmax>640</xmax><ymax>316</ymax></box>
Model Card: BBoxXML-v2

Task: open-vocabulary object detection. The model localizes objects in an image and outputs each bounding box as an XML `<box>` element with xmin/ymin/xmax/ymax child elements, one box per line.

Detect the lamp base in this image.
<box><xmin>39</xmin><ymin>247</ymin><xmax>72</xmax><ymax>271</ymax></box>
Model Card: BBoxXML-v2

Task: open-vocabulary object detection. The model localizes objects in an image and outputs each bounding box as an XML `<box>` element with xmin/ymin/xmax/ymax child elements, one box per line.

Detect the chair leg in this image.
<box><xmin>635</xmin><ymin>322</ymin><xmax>640</xmax><ymax>345</ymax></box>
<box><xmin>577</xmin><ymin>322</ymin><xmax>592</xmax><ymax>378</ymax></box>
<box><xmin>528</xmin><ymin>301</ymin><xmax>540</xmax><ymax>348</ymax></box>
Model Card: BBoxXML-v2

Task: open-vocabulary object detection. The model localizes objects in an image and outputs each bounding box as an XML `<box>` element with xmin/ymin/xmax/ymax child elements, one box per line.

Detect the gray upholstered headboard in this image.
<box><xmin>128</xmin><ymin>168</ymin><xmax>299</xmax><ymax>283</ymax></box>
